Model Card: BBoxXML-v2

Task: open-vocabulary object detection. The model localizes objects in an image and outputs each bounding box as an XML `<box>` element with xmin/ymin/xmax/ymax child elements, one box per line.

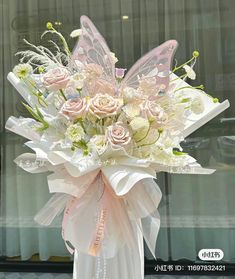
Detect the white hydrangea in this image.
<box><xmin>65</xmin><ymin>124</ymin><xmax>85</xmax><ymax>142</ymax></box>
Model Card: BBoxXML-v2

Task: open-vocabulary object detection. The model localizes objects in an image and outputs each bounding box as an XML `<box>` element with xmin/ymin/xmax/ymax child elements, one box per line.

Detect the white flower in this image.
<box><xmin>70</xmin><ymin>29</ymin><xmax>82</xmax><ymax>38</ymax></box>
<box><xmin>183</xmin><ymin>65</ymin><xmax>196</xmax><ymax>80</ymax></box>
<box><xmin>123</xmin><ymin>87</ymin><xmax>142</xmax><ymax>102</ymax></box>
<box><xmin>13</xmin><ymin>63</ymin><xmax>33</xmax><ymax>79</ymax></box>
<box><xmin>122</xmin><ymin>103</ymin><xmax>140</xmax><ymax>118</ymax></box>
<box><xmin>90</xmin><ymin>135</ymin><xmax>107</xmax><ymax>154</ymax></box>
<box><xmin>71</xmin><ymin>73</ymin><xmax>86</xmax><ymax>89</ymax></box>
<box><xmin>65</xmin><ymin>124</ymin><xmax>85</xmax><ymax>142</ymax></box>
<box><xmin>191</xmin><ymin>96</ymin><xmax>204</xmax><ymax>114</ymax></box>
<box><xmin>110</xmin><ymin>52</ymin><xmax>118</xmax><ymax>64</ymax></box>
<box><xmin>130</xmin><ymin>117</ymin><xmax>149</xmax><ymax>131</ymax></box>
<box><xmin>130</xmin><ymin>117</ymin><xmax>149</xmax><ymax>141</ymax></box>
<box><xmin>64</xmin><ymin>73</ymin><xmax>85</xmax><ymax>97</ymax></box>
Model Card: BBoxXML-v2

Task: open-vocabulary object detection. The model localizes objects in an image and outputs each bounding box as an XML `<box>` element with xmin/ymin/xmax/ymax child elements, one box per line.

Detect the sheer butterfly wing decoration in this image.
<box><xmin>71</xmin><ymin>15</ymin><xmax>178</xmax><ymax>97</ymax></box>
<box><xmin>72</xmin><ymin>15</ymin><xmax>115</xmax><ymax>82</ymax></box>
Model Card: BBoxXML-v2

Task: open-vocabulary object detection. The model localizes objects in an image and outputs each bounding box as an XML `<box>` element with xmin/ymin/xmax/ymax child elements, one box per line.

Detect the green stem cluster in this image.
<box><xmin>174</xmin><ymin>84</ymin><xmax>204</xmax><ymax>93</ymax></box>
<box><xmin>23</xmin><ymin>78</ymin><xmax>48</xmax><ymax>107</ymax></box>
<box><xmin>46</xmin><ymin>22</ymin><xmax>71</xmax><ymax>56</ymax></box>
<box><xmin>135</xmin><ymin>128</ymin><xmax>163</xmax><ymax>148</ymax></box>
<box><xmin>170</xmin><ymin>73</ymin><xmax>187</xmax><ymax>83</ymax></box>
<box><xmin>173</xmin><ymin>50</ymin><xmax>199</xmax><ymax>73</ymax></box>
<box><xmin>72</xmin><ymin>139</ymin><xmax>89</xmax><ymax>155</ymax></box>
<box><xmin>22</xmin><ymin>102</ymin><xmax>49</xmax><ymax>131</ymax></box>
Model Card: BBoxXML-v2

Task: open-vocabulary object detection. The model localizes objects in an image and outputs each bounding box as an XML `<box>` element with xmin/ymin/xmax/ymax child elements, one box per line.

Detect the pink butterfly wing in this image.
<box><xmin>120</xmin><ymin>40</ymin><xmax>178</xmax><ymax>93</ymax></box>
<box><xmin>72</xmin><ymin>15</ymin><xmax>115</xmax><ymax>82</ymax></box>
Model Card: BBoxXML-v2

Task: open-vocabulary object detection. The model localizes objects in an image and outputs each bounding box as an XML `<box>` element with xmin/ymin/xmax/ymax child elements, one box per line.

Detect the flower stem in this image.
<box><xmin>24</xmin><ymin>77</ymin><xmax>48</xmax><ymax>107</ymax></box>
<box><xmin>174</xmin><ymin>85</ymin><xmax>204</xmax><ymax>93</ymax></box>
<box><xmin>135</xmin><ymin>122</ymin><xmax>151</xmax><ymax>143</ymax></box>
<box><xmin>170</xmin><ymin>73</ymin><xmax>187</xmax><ymax>83</ymax></box>
<box><xmin>59</xmin><ymin>89</ymin><xmax>67</xmax><ymax>101</ymax></box>
<box><xmin>136</xmin><ymin>130</ymin><xmax>162</xmax><ymax>148</ymax></box>
<box><xmin>75</xmin><ymin>118</ymin><xmax>87</xmax><ymax>134</ymax></box>
<box><xmin>173</xmin><ymin>56</ymin><xmax>195</xmax><ymax>73</ymax></box>
<box><xmin>51</xmin><ymin>27</ymin><xmax>71</xmax><ymax>56</ymax></box>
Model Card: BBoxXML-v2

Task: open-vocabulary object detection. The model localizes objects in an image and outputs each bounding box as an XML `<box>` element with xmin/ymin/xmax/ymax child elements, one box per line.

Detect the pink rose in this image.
<box><xmin>140</xmin><ymin>100</ymin><xmax>168</xmax><ymax>124</ymax></box>
<box><xmin>89</xmin><ymin>93</ymin><xmax>121</xmax><ymax>119</ymax></box>
<box><xmin>42</xmin><ymin>67</ymin><xmax>70</xmax><ymax>91</ymax></box>
<box><xmin>106</xmin><ymin>122</ymin><xmax>131</xmax><ymax>147</ymax></box>
<box><xmin>60</xmin><ymin>97</ymin><xmax>87</xmax><ymax>119</ymax></box>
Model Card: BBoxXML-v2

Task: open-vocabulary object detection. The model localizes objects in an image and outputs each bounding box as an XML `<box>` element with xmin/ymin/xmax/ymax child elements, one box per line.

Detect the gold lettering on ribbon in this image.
<box><xmin>88</xmin><ymin>208</ymin><xmax>108</xmax><ymax>256</ymax></box>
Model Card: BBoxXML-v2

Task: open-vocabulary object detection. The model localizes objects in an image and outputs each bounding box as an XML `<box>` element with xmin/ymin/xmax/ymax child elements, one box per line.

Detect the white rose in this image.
<box><xmin>123</xmin><ymin>87</ymin><xmax>142</xmax><ymax>102</ymax></box>
<box><xmin>70</xmin><ymin>73</ymin><xmax>86</xmax><ymax>89</ymax></box>
<box><xmin>122</xmin><ymin>103</ymin><xmax>140</xmax><ymax>118</ymax></box>
<box><xmin>130</xmin><ymin>117</ymin><xmax>149</xmax><ymax>141</ymax></box>
<box><xmin>90</xmin><ymin>135</ymin><xmax>107</xmax><ymax>154</ymax></box>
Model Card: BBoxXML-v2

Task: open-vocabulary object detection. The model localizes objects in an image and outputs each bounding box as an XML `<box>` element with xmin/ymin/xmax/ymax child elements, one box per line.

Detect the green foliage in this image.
<box><xmin>22</xmin><ymin>102</ymin><xmax>49</xmax><ymax>131</ymax></box>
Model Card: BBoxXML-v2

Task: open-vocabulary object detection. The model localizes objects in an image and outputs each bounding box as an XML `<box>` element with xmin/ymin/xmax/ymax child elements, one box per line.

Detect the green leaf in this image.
<box><xmin>78</xmin><ymin>139</ymin><xmax>88</xmax><ymax>149</ymax></box>
<box><xmin>22</xmin><ymin>102</ymin><xmax>40</xmax><ymax>121</ymax></box>
<box><xmin>35</xmin><ymin>105</ymin><xmax>44</xmax><ymax>120</ymax></box>
<box><xmin>22</xmin><ymin>102</ymin><xmax>49</xmax><ymax>131</ymax></box>
<box><xmin>36</xmin><ymin>122</ymin><xmax>49</xmax><ymax>131</ymax></box>
<box><xmin>74</xmin><ymin>118</ymin><xmax>82</xmax><ymax>124</ymax></box>
<box><xmin>73</xmin><ymin>139</ymin><xmax>88</xmax><ymax>150</ymax></box>
<box><xmin>173</xmin><ymin>150</ymin><xmax>188</xmax><ymax>156</ymax></box>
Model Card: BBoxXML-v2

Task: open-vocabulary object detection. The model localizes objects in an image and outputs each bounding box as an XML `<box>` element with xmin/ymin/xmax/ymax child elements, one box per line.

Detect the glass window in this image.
<box><xmin>0</xmin><ymin>0</ymin><xmax>234</xmax><ymax>277</ymax></box>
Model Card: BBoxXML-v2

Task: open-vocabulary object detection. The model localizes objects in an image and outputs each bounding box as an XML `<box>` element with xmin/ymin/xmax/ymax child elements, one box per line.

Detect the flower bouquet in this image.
<box><xmin>6</xmin><ymin>16</ymin><xmax>229</xmax><ymax>279</ymax></box>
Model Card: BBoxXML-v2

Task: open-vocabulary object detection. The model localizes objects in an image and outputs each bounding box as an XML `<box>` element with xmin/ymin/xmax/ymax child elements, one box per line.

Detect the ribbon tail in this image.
<box><xmin>124</xmin><ymin>178</ymin><xmax>162</xmax><ymax>259</ymax></box>
<box><xmin>141</xmin><ymin>209</ymin><xmax>161</xmax><ymax>259</ymax></box>
<box><xmin>34</xmin><ymin>193</ymin><xmax>69</xmax><ymax>226</ymax></box>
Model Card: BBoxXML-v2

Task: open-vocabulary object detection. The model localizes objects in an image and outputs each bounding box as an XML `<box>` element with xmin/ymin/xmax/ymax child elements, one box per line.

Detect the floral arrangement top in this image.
<box><xmin>6</xmin><ymin>16</ymin><xmax>230</xmax><ymax>279</ymax></box>
<box><xmin>9</xmin><ymin>17</ymin><xmax>227</xmax><ymax>173</ymax></box>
